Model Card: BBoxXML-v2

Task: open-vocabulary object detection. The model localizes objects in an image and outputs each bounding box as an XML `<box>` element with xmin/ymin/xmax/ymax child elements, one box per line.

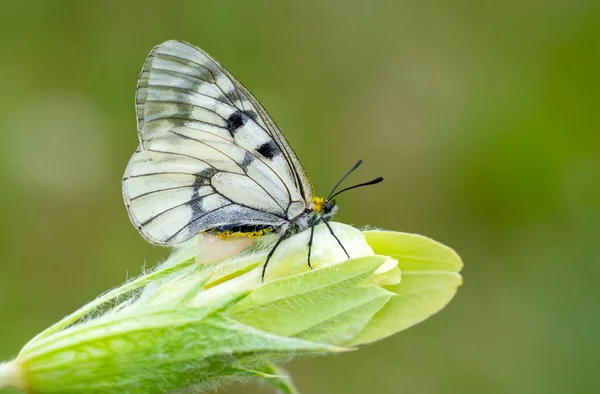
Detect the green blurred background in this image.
<box><xmin>1</xmin><ymin>1</ymin><xmax>598</xmax><ymax>393</ymax></box>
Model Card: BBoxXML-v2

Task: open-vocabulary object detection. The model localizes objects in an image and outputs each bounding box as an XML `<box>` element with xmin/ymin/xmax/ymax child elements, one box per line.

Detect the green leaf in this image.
<box><xmin>229</xmin><ymin>255</ymin><xmax>393</xmax><ymax>345</ymax></box>
<box><xmin>18</xmin><ymin>292</ymin><xmax>339</xmax><ymax>394</ymax></box>
<box><xmin>348</xmin><ymin>231</ymin><xmax>463</xmax><ymax>346</ymax></box>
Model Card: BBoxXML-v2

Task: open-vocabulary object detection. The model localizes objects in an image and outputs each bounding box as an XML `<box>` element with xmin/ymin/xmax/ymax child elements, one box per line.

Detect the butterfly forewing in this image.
<box><xmin>221</xmin><ymin>67</ymin><xmax>313</xmax><ymax>202</ymax></box>
<box><xmin>124</xmin><ymin>40</ymin><xmax>312</xmax><ymax>245</ymax></box>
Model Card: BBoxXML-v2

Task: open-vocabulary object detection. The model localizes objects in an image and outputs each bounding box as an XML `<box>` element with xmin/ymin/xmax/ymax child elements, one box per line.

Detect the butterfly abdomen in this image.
<box><xmin>209</xmin><ymin>224</ymin><xmax>275</xmax><ymax>240</ymax></box>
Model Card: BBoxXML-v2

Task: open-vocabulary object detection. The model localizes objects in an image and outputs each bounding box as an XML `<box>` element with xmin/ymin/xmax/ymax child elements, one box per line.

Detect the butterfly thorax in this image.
<box><xmin>290</xmin><ymin>196</ymin><xmax>337</xmax><ymax>232</ymax></box>
<box><xmin>311</xmin><ymin>197</ymin><xmax>337</xmax><ymax>219</ymax></box>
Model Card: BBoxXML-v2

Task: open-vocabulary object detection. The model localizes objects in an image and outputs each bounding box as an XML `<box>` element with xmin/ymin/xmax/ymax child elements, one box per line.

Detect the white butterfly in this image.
<box><xmin>123</xmin><ymin>40</ymin><xmax>382</xmax><ymax>277</ymax></box>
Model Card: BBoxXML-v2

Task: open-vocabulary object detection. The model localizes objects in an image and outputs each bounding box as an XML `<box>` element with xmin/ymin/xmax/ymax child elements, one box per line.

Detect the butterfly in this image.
<box><xmin>123</xmin><ymin>40</ymin><xmax>382</xmax><ymax>279</ymax></box>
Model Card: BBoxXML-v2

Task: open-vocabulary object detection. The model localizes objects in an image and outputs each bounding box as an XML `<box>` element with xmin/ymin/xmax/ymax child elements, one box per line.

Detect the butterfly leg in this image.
<box><xmin>307</xmin><ymin>218</ymin><xmax>317</xmax><ymax>269</ymax></box>
<box><xmin>322</xmin><ymin>218</ymin><xmax>350</xmax><ymax>259</ymax></box>
<box><xmin>261</xmin><ymin>226</ymin><xmax>293</xmax><ymax>282</ymax></box>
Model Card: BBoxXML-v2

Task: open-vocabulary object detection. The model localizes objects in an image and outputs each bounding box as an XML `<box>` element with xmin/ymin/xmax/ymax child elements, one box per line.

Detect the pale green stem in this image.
<box><xmin>262</xmin><ymin>363</ymin><xmax>299</xmax><ymax>394</ymax></box>
<box><xmin>0</xmin><ymin>360</ymin><xmax>23</xmax><ymax>391</ymax></box>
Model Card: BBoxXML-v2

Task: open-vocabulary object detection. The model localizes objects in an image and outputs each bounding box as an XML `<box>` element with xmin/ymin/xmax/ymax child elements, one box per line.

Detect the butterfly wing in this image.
<box><xmin>220</xmin><ymin>67</ymin><xmax>313</xmax><ymax>202</ymax></box>
<box><xmin>123</xmin><ymin>40</ymin><xmax>312</xmax><ymax>245</ymax></box>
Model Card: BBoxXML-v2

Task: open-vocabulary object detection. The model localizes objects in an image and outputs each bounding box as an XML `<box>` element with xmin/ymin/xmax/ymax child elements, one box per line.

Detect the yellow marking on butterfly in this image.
<box><xmin>215</xmin><ymin>228</ymin><xmax>271</xmax><ymax>240</ymax></box>
<box><xmin>313</xmin><ymin>197</ymin><xmax>325</xmax><ymax>212</ymax></box>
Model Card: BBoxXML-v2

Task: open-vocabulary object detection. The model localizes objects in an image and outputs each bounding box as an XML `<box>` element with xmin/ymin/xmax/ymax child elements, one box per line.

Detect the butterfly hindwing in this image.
<box><xmin>123</xmin><ymin>146</ymin><xmax>289</xmax><ymax>244</ymax></box>
<box><xmin>124</xmin><ymin>40</ymin><xmax>312</xmax><ymax>245</ymax></box>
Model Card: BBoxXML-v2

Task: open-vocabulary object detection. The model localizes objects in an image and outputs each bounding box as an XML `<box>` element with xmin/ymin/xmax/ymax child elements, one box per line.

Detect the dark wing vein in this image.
<box><xmin>145</xmin><ymin>116</ymin><xmax>225</xmax><ymax>131</ymax></box>
<box><xmin>125</xmin><ymin>171</ymin><xmax>208</xmax><ymax>179</ymax></box>
<box><xmin>141</xmin><ymin>193</ymin><xmax>218</xmax><ymax>226</ymax></box>
<box><xmin>148</xmin><ymin>83</ymin><xmax>236</xmax><ymax>108</ymax></box>
<box><xmin>150</xmin><ymin>67</ymin><xmax>236</xmax><ymax>107</ymax></box>
<box><xmin>144</xmin><ymin>99</ymin><xmax>229</xmax><ymax>123</ymax></box>
<box><xmin>129</xmin><ymin>185</ymin><xmax>196</xmax><ymax>201</ymax></box>
<box><xmin>146</xmin><ymin>149</ymin><xmax>217</xmax><ymax>169</ymax></box>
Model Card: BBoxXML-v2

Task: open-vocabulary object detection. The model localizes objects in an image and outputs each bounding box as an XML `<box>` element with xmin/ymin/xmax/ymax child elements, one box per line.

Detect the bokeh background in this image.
<box><xmin>1</xmin><ymin>1</ymin><xmax>598</xmax><ymax>393</ymax></box>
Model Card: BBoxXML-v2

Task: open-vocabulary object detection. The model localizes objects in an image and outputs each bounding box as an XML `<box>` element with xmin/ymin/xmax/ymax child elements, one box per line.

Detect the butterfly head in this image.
<box><xmin>322</xmin><ymin>199</ymin><xmax>338</xmax><ymax>220</ymax></box>
<box><xmin>312</xmin><ymin>196</ymin><xmax>338</xmax><ymax>220</ymax></box>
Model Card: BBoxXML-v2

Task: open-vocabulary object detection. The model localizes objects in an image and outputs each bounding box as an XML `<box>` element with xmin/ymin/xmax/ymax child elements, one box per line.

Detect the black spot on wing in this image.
<box><xmin>256</xmin><ymin>140</ymin><xmax>281</xmax><ymax>160</ymax></box>
<box><xmin>225</xmin><ymin>110</ymin><xmax>258</xmax><ymax>136</ymax></box>
<box><xmin>241</xmin><ymin>152</ymin><xmax>254</xmax><ymax>170</ymax></box>
<box><xmin>190</xmin><ymin>168</ymin><xmax>218</xmax><ymax>216</ymax></box>
<box><xmin>226</xmin><ymin>111</ymin><xmax>247</xmax><ymax>135</ymax></box>
<box><xmin>192</xmin><ymin>168</ymin><xmax>216</xmax><ymax>188</ymax></box>
<box><xmin>224</xmin><ymin>90</ymin><xmax>240</xmax><ymax>106</ymax></box>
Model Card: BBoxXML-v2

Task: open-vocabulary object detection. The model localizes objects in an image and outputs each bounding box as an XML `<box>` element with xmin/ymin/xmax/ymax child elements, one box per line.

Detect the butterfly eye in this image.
<box><xmin>323</xmin><ymin>201</ymin><xmax>335</xmax><ymax>214</ymax></box>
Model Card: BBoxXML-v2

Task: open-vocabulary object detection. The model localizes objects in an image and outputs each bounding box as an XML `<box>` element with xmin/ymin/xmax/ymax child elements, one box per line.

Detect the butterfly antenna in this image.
<box><xmin>326</xmin><ymin>159</ymin><xmax>363</xmax><ymax>200</ymax></box>
<box><xmin>327</xmin><ymin>176</ymin><xmax>383</xmax><ymax>201</ymax></box>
